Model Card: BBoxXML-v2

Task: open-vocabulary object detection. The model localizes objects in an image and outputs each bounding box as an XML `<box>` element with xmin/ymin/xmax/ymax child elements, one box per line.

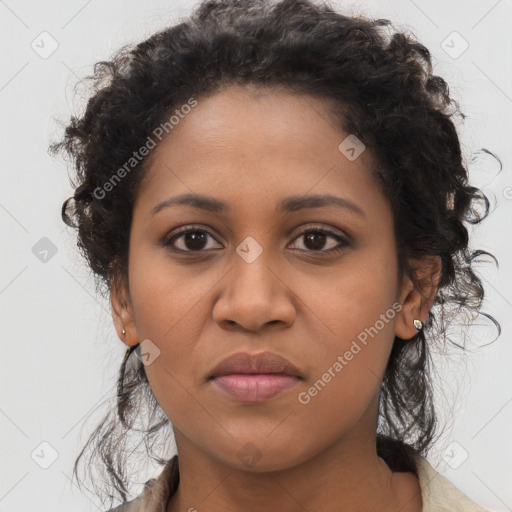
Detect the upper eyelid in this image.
<box><xmin>166</xmin><ymin>225</ymin><xmax>223</xmax><ymax>243</ymax></box>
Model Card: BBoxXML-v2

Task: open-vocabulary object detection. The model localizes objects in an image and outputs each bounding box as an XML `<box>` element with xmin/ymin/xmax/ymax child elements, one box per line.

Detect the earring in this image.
<box><xmin>413</xmin><ymin>319</ymin><xmax>423</xmax><ymax>331</ymax></box>
<box><xmin>122</xmin><ymin>328</ymin><xmax>126</xmax><ymax>335</ymax></box>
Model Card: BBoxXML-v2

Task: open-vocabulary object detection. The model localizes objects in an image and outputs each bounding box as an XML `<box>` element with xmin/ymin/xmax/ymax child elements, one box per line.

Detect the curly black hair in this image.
<box><xmin>49</xmin><ymin>0</ymin><xmax>501</xmax><ymax>508</ymax></box>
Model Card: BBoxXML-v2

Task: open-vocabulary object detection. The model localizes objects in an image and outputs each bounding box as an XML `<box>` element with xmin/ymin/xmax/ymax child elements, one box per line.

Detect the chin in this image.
<box><xmin>217</xmin><ymin>440</ymin><xmax>311</xmax><ymax>473</ymax></box>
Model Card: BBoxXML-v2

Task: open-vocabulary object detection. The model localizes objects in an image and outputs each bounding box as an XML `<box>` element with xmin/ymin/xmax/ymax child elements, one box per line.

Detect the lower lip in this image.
<box><xmin>211</xmin><ymin>374</ymin><xmax>300</xmax><ymax>402</ymax></box>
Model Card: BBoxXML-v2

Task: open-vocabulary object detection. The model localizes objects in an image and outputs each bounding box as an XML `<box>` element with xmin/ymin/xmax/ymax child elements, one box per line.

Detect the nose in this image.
<box><xmin>212</xmin><ymin>250</ymin><xmax>296</xmax><ymax>333</ymax></box>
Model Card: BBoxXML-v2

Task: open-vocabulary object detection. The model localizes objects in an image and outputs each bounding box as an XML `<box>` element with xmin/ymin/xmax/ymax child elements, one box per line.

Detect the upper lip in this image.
<box><xmin>209</xmin><ymin>351</ymin><xmax>303</xmax><ymax>379</ymax></box>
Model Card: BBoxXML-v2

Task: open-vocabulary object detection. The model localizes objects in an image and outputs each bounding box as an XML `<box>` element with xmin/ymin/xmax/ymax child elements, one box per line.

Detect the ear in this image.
<box><xmin>395</xmin><ymin>255</ymin><xmax>442</xmax><ymax>341</ymax></box>
<box><xmin>110</xmin><ymin>272</ymin><xmax>139</xmax><ymax>348</ymax></box>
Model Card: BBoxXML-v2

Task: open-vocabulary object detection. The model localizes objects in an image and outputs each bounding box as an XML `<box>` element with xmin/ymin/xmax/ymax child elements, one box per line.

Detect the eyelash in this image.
<box><xmin>161</xmin><ymin>225</ymin><xmax>350</xmax><ymax>255</ymax></box>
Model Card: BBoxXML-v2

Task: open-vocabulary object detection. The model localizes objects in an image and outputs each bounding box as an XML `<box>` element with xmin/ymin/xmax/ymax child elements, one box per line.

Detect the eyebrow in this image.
<box><xmin>151</xmin><ymin>193</ymin><xmax>366</xmax><ymax>218</ymax></box>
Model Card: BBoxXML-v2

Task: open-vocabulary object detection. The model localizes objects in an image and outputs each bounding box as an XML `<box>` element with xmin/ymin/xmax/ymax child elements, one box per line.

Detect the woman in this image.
<box><xmin>50</xmin><ymin>0</ymin><xmax>500</xmax><ymax>510</ymax></box>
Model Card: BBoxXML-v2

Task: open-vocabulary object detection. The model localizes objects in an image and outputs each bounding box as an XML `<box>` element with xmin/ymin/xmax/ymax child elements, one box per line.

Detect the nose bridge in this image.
<box><xmin>212</xmin><ymin>235</ymin><xmax>295</xmax><ymax>330</ymax></box>
<box><xmin>231</xmin><ymin>238</ymin><xmax>278</xmax><ymax>304</ymax></box>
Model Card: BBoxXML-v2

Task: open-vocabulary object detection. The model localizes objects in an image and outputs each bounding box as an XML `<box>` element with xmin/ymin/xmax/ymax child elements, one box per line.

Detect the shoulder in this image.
<box><xmin>103</xmin><ymin>455</ymin><xmax>179</xmax><ymax>512</ymax></box>
<box><xmin>102</xmin><ymin>486</ymin><xmax>150</xmax><ymax>512</ymax></box>
<box><xmin>413</xmin><ymin>453</ymin><xmax>490</xmax><ymax>512</ymax></box>
<box><xmin>104</xmin><ymin>496</ymin><xmax>143</xmax><ymax>512</ymax></box>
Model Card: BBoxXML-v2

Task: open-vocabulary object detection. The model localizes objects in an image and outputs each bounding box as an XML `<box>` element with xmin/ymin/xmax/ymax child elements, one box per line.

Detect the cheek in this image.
<box><xmin>127</xmin><ymin>244</ymin><xmax>212</xmax><ymax>339</ymax></box>
<box><xmin>296</xmin><ymin>250</ymin><xmax>399</xmax><ymax>410</ymax></box>
<box><xmin>299</xmin><ymin>309</ymin><xmax>396</xmax><ymax>409</ymax></box>
<box><xmin>126</xmin><ymin>249</ymin><xmax>233</xmax><ymax>397</ymax></box>
<box><xmin>287</xmin><ymin>320</ymin><xmax>396</xmax><ymax>460</ymax></box>
<box><xmin>305</xmin><ymin>249</ymin><xmax>399</xmax><ymax>353</ymax></box>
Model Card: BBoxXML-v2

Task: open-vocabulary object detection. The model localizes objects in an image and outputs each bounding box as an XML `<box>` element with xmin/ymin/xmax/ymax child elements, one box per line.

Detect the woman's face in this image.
<box><xmin>114</xmin><ymin>84</ymin><xmax>420</xmax><ymax>471</ymax></box>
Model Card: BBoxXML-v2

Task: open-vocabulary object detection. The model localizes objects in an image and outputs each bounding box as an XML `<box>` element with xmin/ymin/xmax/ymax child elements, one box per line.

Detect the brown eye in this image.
<box><xmin>304</xmin><ymin>232</ymin><xmax>328</xmax><ymax>250</ymax></box>
<box><xmin>163</xmin><ymin>228</ymin><xmax>222</xmax><ymax>252</ymax></box>
<box><xmin>289</xmin><ymin>227</ymin><xmax>349</xmax><ymax>253</ymax></box>
<box><xmin>181</xmin><ymin>230</ymin><xmax>208</xmax><ymax>251</ymax></box>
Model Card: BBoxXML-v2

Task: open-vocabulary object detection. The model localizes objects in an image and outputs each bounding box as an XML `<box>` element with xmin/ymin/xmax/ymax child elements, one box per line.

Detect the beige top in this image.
<box><xmin>106</xmin><ymin>454</ymin><xmax>490</xmax><ymax>512</ymax></box>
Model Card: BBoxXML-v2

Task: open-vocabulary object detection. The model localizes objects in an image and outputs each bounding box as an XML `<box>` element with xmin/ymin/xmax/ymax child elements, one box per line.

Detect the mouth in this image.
<box><xmin>210</xmin><ymin>373</ymin><xmax>301</xmax><ymax>402</ymax></box>
<box><xmin>208</xmin><ymin>351</ymin><xmax>303</xmax><ymax>403</ymax></box>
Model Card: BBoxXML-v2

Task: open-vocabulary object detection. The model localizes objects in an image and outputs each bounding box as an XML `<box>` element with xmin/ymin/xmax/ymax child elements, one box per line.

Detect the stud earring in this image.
<box><xmin>413</xmin><ymin>319</ymin><xmax>423</xmax><ymax>331</ymax></box>
<box><xmin>122</xmin><ymin>328</ymin><xmax>126</xmax><ymax>335</ymax></box>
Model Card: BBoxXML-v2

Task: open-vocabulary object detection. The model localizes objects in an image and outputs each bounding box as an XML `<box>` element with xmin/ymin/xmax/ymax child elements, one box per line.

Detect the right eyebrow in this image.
<box><xmin>151</xmin><ymin>194</ymin><xmax>228</xmax><ymax>216</ymax></box>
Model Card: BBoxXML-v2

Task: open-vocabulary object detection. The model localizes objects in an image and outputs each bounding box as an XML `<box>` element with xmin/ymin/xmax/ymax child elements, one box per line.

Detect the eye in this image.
<box><xmin>289</xmin><ymin>226</ymin><xmax>349</xmax><ymax>254</ymax></box>
<box><xmin>162</xmin><ymin>225</ymin><xmax>349</xmax><ymax>255</ymax></box>
<box><xmin>162</xmin><ymin>227</ymin><xmax>222</xmax><ymax>253</ymax></box>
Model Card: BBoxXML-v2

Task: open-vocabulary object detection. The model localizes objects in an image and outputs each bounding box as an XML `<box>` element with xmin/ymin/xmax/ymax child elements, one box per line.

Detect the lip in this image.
<box><xmin>212</xmin><ymin>374</ymin><xmax>300</xmax><ymax>402</ymax></box>
<box><xmin>208</xmin><ymin>351</ymin><xmax>303</xmax><ymax>403</ymax></box>
<box><xmin>209</xmin><ymin>351</ymin><xmax>303</xmax><ymax>379</ymax></box>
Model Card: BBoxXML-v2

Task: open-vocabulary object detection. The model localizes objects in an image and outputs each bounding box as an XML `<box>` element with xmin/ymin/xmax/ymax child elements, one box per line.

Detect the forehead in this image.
<box><xmin>134</xmin><ymin>84</ymin><xmax>386</xmax><ymax>220</ymax></box>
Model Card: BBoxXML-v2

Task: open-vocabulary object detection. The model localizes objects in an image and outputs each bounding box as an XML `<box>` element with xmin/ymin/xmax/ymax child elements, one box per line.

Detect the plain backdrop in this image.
<box><xmin>0</xmin><ymin>0</ymin><xmax>511</xmax><ymax>511</ymax></box>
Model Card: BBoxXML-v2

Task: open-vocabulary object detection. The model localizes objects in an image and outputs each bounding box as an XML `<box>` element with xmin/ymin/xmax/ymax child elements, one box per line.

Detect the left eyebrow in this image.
<box><xmin>151</xmin><ymin>192</ymin><xmax>366</xmax><ymax>219</ymax></box>
<box><xmin>277</xmin><ymin>193</ymin><xmax>366</xmax><ymax>218</ymax></box>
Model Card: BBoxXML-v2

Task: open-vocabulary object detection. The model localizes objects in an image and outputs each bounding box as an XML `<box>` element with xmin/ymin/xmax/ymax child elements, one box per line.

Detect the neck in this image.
<box><xmin>166</xmin><ymin>428</ymin><xmax>421</xmax><ymax>512</ymax></box>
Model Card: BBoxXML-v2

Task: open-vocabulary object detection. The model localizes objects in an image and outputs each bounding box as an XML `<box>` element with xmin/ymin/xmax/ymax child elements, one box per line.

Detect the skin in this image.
<box><xmin>111</xmin><ymin>84</ymin><xmax>441</xmax><ymax>512</ymax></box>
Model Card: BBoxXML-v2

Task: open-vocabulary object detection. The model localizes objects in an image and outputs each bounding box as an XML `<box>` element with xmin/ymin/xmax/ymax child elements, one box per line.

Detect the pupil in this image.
<box><xmin>305</xmin><ymin>232</ymin><xmax>326</xmax><ymax>250</ymax></box>
<box><xmin>185</xmin><ymin>231</ymin><xmax>207</xmax><ymax>250</ymax></box>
